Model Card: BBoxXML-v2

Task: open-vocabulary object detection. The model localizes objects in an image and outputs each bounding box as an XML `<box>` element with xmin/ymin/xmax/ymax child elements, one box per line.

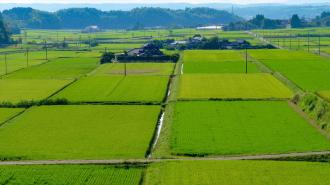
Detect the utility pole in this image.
<box><xmin>44</xmin><ymin>40</ymin><xmax>48</xmax><ymax>60</ymax></box>
<box><xmin>318</xmin><ymin>34</ymin><xmax>321</xmax><ymax>55</ymax></box>
<box><xmin>289</xmin><ymin>34</ymin><xmax>292</xmax><ymax>49</ymax></box>
<box><xmin>4</xmin><ymin>53</ymin><xmax>8</xmax><ymax>75</ymax></box>
<box><xmin>245</xmin><ymin>48</ymin><xmax>248</xmax><ymax>74</ymax></box>
<box><xmin>124</xmin><ymin>63</ymin><xmax>127</xmax><ymax>76</ymax></box>
<box><xmin>307</xmin><ymin>32</ymin><xmax>310</xmax><ymax>52</ymax></box>
<box><xmin>26</xmin><ymin>48</ymin><xmax>29</xmax><ymax>67</ymax></box>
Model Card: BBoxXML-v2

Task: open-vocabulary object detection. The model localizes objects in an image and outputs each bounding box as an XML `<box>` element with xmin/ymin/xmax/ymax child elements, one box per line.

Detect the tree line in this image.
<box><xmin>224</xmin><ymin>12</ymin><xmax>330</xmax><ymax>31</ymax></box>
<box><xmin>1</xmin><ymin>7</ymin><xmax>241</xmax><ymax>30</ymax></box>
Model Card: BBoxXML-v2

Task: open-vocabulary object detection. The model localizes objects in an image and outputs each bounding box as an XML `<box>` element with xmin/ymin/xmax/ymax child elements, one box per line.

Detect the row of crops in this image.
<box><xmin>0</xmin><ymin>28</ymin><xmax>330</xmax><ymax>184</ymax></box>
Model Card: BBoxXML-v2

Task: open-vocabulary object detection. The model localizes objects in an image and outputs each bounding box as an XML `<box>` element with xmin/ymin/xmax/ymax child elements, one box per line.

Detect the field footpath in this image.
<box><xmin>247</xmin><ymin>31</ymin><xmax>282</xmax><ymax>49</ymax></box>
<box><xmin>1</xmin><ymin>151</ymin><xmax>330</xmax><ymax>165</ymax></box>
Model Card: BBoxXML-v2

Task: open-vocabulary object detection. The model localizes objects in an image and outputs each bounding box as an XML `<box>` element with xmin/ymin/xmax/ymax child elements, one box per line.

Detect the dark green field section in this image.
<box><xmin>0</xmin><ymin>108</ymin><xmax>24</xmax><ymax>125</ymax></box>
<box><xmin>168</xmin><ymin>101</ymin><xmax>330</xmax><ymax>156</ymax></box>
<box><xmin>144</xmin><ymin>160</ymin><xmax>330</xmax><ymax>185</ymax></box>
<box><xmin>90</xmin><ymin>63</ymin><xmax>175</xmax><ymax>76</ymax></box>
<box><xmin>183</xmin><ymin>50</ymin><xmax>259</xmax><ymax>74</ymax></box>
<box><xmin>249</xmin><ymin>49</ymin><xmax>330</xmax><ymax>92</ymax></box>
<box><xmin>0</xmin><ymin>105</ymin><xmax>160</xmax><ymax>160</ymax></box>
<box><xmin>0</xmin><ymin>165</ymin><xmax>142</xmax><ymax>185</ymax></box>
<box><xmin>53</xmin><ymin>76</ymin><xmax>169</xmax><ymax>103</ymax></box>
<box><xmin>177</xmin><ymin>74</ymin><xmax>293</xmax><ymax>100</ymax></box>
<box><xmin>5</xmin><ymin>58</ymin><xmax>99</xmax><ymax>79</ymax></box>
<box><xmin>0</xmin><ymin>79</ymin><xmax>72</xmax><ymax>103</ymax></box>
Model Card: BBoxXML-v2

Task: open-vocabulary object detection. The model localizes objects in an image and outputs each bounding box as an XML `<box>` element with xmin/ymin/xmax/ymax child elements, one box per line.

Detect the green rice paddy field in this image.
<box><xmin>318</xmin><ymin>90</ymin><xmax>330</xmax><ymax>102</ymax></box>
<box><xmin>5</xmin><ymin>57</ymin><xmax>99</xmax><ymax>79</ymax></box>
<box><xmin>53</xmin><ymin>76</ymin><xmax>169</xmax><ymax>103</ymax></box>
<box><xmin>183</xmin><ymin>50</ymin><xmax>259</xmax><ymax>73</ymax></box>
<box><xmin>1</xmin><ymin>28</ymin><xmax>330</xmax><ymax>184</ymax></box>
<box><xmin>0</xmin><ymin>108</ymin><xmax>24</xmax><ymax>125</ymax></box>
<box><xmin>90</xmin><ymin>63</ymin><xmax>175</xmax><ymax>76</ymax></box>
<box><xmin>0</xmin><ymin>50</ymin><xmax>101</xmax><ymax>76</ymax></box>
<box><xmin>167</xmin><ymin>101</ymin><xmax>330</xmax><ymax>156</ymax></box>
<box><xmin>249</xmin><ymin>49</ymin><xmax>330</xmax><ymax>92</ymax></box>
<box><xmin>0</xmin><ymin>105</ymin><xmax>160</xmax><ymax>160</ymax></box>
<box><xmin>0</xmin><ymin>165</ymin><xmax>142</xmax><ymax>185</ymax></box>
<box><xmin>145</xmin><ymin>160</ymin><xmax>330</xmax><ymax>185</ymax></box>
<box><xmin>177</xmin><ymin>74</ymin><xmax>293</xmax><ymax>100</ymax></box>
<box><xmin>0</xmin><ymin>79</ymin><xmax>72</xmax><ymax>103</ymax></box>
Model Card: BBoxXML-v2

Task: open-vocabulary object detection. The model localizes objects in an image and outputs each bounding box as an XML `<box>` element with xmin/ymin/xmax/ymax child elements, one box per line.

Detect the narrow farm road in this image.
<box><xmin>1</xmin><ymin>151</ymin><xmax>330</xmax><ymax>165</ymax></box>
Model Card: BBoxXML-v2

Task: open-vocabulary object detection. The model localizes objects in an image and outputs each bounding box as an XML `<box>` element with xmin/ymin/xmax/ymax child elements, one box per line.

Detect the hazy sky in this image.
<box><xmin>0</xmin><ymin>0</ymin><xmax>329</xmax><ymax>4</ymax></box>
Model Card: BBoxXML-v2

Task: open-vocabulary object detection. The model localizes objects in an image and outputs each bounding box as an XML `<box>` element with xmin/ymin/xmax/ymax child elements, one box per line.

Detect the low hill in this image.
<box><xmin>2</xmin><ymin>7</ymin><xmax>242</xmax><ymax>29</ymax></box>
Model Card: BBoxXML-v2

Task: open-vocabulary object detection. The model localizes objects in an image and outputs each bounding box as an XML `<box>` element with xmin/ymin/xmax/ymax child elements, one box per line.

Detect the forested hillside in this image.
<box><xmin>2</xmin><ymin>7</ymin><xmax>242</xmax><ymax>29</ymax></box>
<box><xmin>0</xmin><ymin>13</ymin><xmax>10</xmax><ymax>44</ymax></box>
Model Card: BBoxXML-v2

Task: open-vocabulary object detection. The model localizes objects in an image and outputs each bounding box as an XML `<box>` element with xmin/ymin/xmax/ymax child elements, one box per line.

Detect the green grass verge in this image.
<box><xmin>168</xmin><ymin>101</ymin><xmax>330</xmax><ymax>156</ymax></box>
<box><xmin>0</xmin><ymin>105</ymin><xmax>160</xmax><ymax>160</ymax></box>
<box><xmin>144</xmin><ymin>160</ymin><xmax>330</xmax><ymax>185</ymax></box>
<box><xmin>0</xmin><ymin>165</ymin><xmax>142</xmax><ymax>185</ymax></box>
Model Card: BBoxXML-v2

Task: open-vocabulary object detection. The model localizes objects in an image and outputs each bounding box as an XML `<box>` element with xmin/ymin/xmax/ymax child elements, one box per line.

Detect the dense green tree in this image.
<box><xmin>0</xmin><ymin>13</ymin><xmax>10</xmax><ymax>44</ymax></box>
<box><xmin>291</xmin><ymin>14</ymin><xmax>302</xmax><ymax>28</ymax></box>
<box><xmin>100</xmin><ymin>52</ymin><xmax>116</xmax><ymax>64</ymax></box>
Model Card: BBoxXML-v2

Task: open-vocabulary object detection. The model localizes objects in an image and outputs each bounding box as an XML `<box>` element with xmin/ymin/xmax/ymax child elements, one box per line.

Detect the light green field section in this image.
<box><xmin>0</xmin><ymin>108</ymin><xmax>24</xmax><ymax>125</ymax></box>
<box><xmin>0</xmin><ymin>79</ymin><xmax>72</xmax><ymax>103</ymax></box>
<box><xmin>178</xmin><ymin>74</ymin><xmax>293</xmax><ymax>100</ymax></box>
<box><xmin>0</xmin><ymin>50</ymin><xmax>101</xmax><ymax>76</ymax></box>
<box><xmin>90</xmin><ymin>63</ymin><xmax>174</xmax><ymax>76</ymax></box>
<box><xmin>145</xmin><ymin>160</ymin><xmax>330</xmax><ymax>185</ymax></box>
<box><xmin>318</xmin><ymin>90</ymin><xmax>330</xmax><ymax>102</ymax></box>
<box><xmin>5</xmin><ymin>58</ymin><xmax>99</xmax><ymax>79</ymax></box>
<box><xmin>0</xmin><ymin>165</ymin><xmax>142</xmax><ymax>185</ymax></box>
<box><xmin>183</xmin><ymin>50</ymin><xmax>259</xmax><ymax>73</ymax></box>
<box><xmin>183</xmin><ymin>50</ymin><xmax>245</xmax><ymax>63</ymax></box>
<box><xmin>168</xmin><ymin>101</ymin><xmax>330</xmax><ymax>156</ymax></box>
<box><xmin>0</xmin><ymin>105</ymin><xmax>160</xmax><ymax>160</ymax></box>
<box><xmin>53</xmin><ymin>76</ymin><xmax>169</xmax><ymax>103</ymax></box>
<box><xmin>249</xmin><ymin>49</ymin><xmax>330</xmax><ymax>91</ymax></box>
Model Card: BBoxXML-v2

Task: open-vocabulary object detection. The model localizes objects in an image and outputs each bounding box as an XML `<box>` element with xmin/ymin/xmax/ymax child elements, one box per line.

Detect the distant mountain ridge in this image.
<box><xmin>2</xmin><ymin>7</ymin><xmax>242</xmax><ymax>29</ymax></box>
<box><xmin>1</xmin><ymin>3</ymin><xmax>330</xmax><ymax>19</ymax></box>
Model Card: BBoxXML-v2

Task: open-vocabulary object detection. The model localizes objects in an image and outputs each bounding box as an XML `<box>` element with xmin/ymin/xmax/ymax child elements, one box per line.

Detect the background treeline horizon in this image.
<box><xmin>1</xmin><ymin>7</ymin><xmax>241</xmax><ymax>30</ymax></box>
<box><xmin>0</xmin><ymin>6</ymin><xmax>330</xmax><ymax>44</ymax></box>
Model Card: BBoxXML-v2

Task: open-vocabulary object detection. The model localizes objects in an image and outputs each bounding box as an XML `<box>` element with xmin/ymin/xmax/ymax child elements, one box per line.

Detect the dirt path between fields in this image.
<box><xmin>1</xmin><ymin>151</ymin><xmax>330</xmax><ymax>165</ymax></box>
